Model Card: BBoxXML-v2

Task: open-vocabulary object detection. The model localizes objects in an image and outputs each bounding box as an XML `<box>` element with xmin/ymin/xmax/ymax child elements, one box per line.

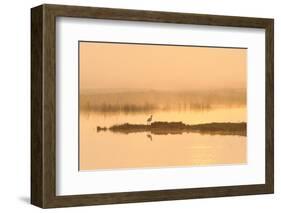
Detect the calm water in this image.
<box><xmin>79</xmin><ymin>107</ymin><xmax>247</xmax><ymax>170</ymax></box>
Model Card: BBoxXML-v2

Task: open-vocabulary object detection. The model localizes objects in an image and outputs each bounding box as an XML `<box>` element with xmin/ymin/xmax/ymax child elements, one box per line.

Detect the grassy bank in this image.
<box><xmin>97</xmin><ymin>121</ymin><xmax>247</xmax><ymax>136</ymax></box>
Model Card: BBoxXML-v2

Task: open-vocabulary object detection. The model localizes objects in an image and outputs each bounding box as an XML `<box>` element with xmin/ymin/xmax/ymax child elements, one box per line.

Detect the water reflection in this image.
<box><xmin>79</xmin><ymin>106</ymin><xmax>247</xmax><ymax>171</ymax></box>
<box><xmin>146</xmin><ymin>134</ymin><xmax>153</xmax><ymax>141</ymax></box>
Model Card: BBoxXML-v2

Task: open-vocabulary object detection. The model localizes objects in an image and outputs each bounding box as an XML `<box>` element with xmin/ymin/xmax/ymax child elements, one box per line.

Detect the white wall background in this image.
<box><xmin>0</xmin><ymin>0</ymin><xmax>279</xmax><ymax>212</ymax></box>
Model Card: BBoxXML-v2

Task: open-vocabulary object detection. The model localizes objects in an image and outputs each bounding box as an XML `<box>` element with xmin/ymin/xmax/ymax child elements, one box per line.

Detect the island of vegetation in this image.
<box><xmin>97</xmin><ymin>121</ymin><xmax>246</xmax><ymax>136</ymax></box>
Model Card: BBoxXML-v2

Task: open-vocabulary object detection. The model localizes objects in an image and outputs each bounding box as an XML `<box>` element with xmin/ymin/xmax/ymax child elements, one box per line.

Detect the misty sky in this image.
<box><xmin>79</xmin><ymin>42</ymin><xmax>247</xmax><ymax>92</ymax></box>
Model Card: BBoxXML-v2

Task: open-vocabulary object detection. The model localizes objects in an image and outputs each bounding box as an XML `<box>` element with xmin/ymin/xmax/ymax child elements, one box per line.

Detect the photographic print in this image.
<box><xmin>79</xmin><ymin>41</ymin><xmax>247</xmax><ymax>171</ymax></box>
<box><xmin>31</xmin><ymin>5</ymin><xmax>274</xmax><ymax>207</ymax></box>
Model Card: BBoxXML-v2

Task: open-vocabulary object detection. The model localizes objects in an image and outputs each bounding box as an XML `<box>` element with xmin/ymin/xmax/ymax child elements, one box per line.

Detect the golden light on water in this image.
<box><xmin>79</xmin><ymin>110</ymin><xmax>247</xmax><ymax>170</ymax></box>
<box><xmin>79</xmin><ymin>42</ymin><xmax>247</xmax><ymax>170</ymax></box>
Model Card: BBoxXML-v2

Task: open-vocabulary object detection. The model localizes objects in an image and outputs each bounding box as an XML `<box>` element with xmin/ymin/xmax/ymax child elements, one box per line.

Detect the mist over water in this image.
<box><xmin>80</xmin><ymin>89</ymin><xmax>246</xmax><ymax>115</ymax></box>
<box><xmin>79</xmin><ymin>89</ymin><xmax>247</xmax><ymax>170</ymax></box>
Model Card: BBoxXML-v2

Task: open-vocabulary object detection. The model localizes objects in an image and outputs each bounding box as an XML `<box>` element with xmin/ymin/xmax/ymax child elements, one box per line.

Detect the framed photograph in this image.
<box><xmin>31</xmin><ymin>4</ymin><xmax>274</xmax><ymax>208</ymax></box>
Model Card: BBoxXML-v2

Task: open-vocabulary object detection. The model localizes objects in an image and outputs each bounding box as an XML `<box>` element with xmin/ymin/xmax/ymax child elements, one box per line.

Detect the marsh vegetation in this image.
<box><xmin>80</xmin><ymin>89</ymin><xmax>246</xmax><ymax>115</ymax></box>
<box><xmin>97</xmin><ymin>121</ymin><xmax>246</xmax><ymax>136</ymax></box>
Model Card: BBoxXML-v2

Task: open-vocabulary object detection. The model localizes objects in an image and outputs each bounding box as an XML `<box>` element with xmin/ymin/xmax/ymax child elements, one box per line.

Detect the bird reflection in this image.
<box><xmin>146</xmin><ymin>134</ymin><xmax>153</xmax><ymax>141</ymax></box>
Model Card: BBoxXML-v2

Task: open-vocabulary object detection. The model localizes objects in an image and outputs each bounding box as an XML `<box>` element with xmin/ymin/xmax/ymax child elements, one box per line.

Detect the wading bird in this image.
<box><xmin>147</xmin><ymin>115</ymin><xmax>153</xmax><ymax>125</ymax></box>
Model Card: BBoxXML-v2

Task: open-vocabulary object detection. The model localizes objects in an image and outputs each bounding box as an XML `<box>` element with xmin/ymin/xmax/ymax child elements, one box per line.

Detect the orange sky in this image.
<box><xmin>79</xmin><ymin>42</ymin><xmax>247</xmax><ymax>92</ymax></box>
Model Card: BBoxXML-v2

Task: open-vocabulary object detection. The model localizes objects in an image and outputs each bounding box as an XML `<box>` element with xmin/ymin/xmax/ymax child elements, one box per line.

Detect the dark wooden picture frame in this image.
<box><xmin>31</xmin><ymin>4</ymin><xmax>274</xmax><ymax>208</ymax></box>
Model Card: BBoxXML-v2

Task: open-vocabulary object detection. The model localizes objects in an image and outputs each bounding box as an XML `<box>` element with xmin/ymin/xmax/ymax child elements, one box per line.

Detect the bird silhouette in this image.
<box><xmin>147</xmin><ymin>115</ymin><xmax>153</xmax><ymax>125</ymax></box>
